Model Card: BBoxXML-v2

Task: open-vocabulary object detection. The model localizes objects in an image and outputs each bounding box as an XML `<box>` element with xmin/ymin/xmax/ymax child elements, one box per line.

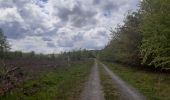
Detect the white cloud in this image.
<box><xmin>0</xmin><ymin>0</ymin><xmax>140</xmax><ymax>53</ymax></box>
<box><xmin>0</xmin><ymin>7</ymin><xmax>23</xmax><ymax>23</ymax></box>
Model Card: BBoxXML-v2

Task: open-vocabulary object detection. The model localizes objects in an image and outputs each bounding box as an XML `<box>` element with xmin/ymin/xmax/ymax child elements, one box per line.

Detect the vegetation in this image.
<box><xmin>0</xmin><ymin>60</ymin><xmax>93</xmax><ymax>100</ymax></box>
<box><xmin>99</xmin><ymin>1</ymin><xmax>170</xmax><ymax>99</ymax></box>
<box><xmin>0</xmin><ymin>29</ymin><xmax>10</xmax><ymax>58</ymax></box>
<box><xmin>0</xmin><ymin>0</ymin><xmax>170</xmax><ymax>99</ymax></box>
<box><xmin>0</xmin><ymin>30</ymin><xmax>96</xmax><ymax>97</ymax></box>
<box><xmin>58</xmin><ymin>49</ymin><xmax>97</xmax><ymax>62</ymax></box>
<box><xmin>104</xmin><ymin>62</ymin><xmax>170</xmax><ymax>100</ymax></box>
<box><xmin>100</xmin><ymin>0</ymin><xmax>170</xmax><ymax>69</ymax></box>
<box><xmin>0</xmin><ymin>48</ymin><xmax>96</xmax><ymax>96</ymax></box>
<box><xmin>99</xmin><ymin>63</ymin><xmax>120</xmax><ymax>100</ymax></box>
<box><xmin>100</xmin><ymin>12</ymin><xmax>142</xmax><ymax>66</ymax></box>
<box><xmin>139</xmin><ymin>0</ymin><xmax>170</xmax><ymax>68</ymax></box>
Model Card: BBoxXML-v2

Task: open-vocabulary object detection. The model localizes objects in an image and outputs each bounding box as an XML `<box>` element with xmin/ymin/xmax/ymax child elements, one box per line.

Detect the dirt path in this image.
<box><xmin>80</xmin><ymin>60</ymin><xmax>105</xmax><ymax>100</ymax></box>
<box><xmin>100</xmin><ymin>62</ymin><xmax>146</xmax><ymax>100</ymax></box>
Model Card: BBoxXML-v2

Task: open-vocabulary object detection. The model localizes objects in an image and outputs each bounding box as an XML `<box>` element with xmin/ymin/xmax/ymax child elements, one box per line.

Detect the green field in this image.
<box><xmin>104</xmin><ymin>62</ymin><xmax>170</xmax><ymax>100</ymax></box>
<box><xmin>1</xmin><ymin>60</ymin><xmax>93</xmax><ymax>100</ymax></box>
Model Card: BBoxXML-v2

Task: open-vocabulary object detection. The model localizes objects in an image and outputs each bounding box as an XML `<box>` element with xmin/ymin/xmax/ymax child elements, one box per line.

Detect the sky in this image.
<box><xmin>0</xmin><ymin>0</ymin><xmax>140</xmax><ymax>54</ymax></box>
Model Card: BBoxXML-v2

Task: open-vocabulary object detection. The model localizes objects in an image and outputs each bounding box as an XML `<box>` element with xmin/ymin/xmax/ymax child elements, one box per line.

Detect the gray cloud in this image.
<box><xmin>42</xmin><ymin>37</ymin><xmax>52</xmax><ymax>41</ymax></box>
<box><xmin>93</xmin><ymin>0</ymin><xmax>101</xmax><ymax>5</ymax></box>
<box><xmin>72</xmin><ymin>32</ymin><xmax>84</xmax><ymax>41</ymax></box>
<box><xmin>1</xmin><ymin>22</ymin><xmax>27</xmax><ymax>39</ymax></box>
<box><xmin>0</xmin><ymin>0</ymin><xmax>139</xmax><ymax>53</ymax></box>
<box><xmin>57</xmin><ymin>3</ymin><xmax>97</xmax><ymax>28</ymax></box>
<box><xmin>56</xmin><ymin>32</ymin><xmax>74</xmax><ymax>47</ymax></box>
<box><xmin>102</xmin><ymin>2</ymin><xmax>119</xmax><ymax>11</ymax></box>
<box><xmin>47</xmin><ymin>42</ymin><xmax>56</xmax><ymax>48</ymax></box>
<box><xmin>57</xmin><ymin>7</ymin><xmax>71</xmax><ymax>22</ymax></box>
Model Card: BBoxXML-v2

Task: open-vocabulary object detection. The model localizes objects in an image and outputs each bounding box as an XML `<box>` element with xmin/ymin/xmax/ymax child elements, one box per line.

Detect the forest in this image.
<box><xmin>100</xmin><ymin>0</ymin><xmax>170</xmax><ymax>69</ymax></box>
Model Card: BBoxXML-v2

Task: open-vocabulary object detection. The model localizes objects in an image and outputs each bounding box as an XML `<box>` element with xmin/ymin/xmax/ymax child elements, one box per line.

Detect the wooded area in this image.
<box><xmin>100</xmin><ymin>0</ymin><xmax>170</xmax><ymax>69</ymax></box>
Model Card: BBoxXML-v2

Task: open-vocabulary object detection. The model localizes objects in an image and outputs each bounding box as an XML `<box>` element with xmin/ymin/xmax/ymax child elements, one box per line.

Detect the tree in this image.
<box><xmin>100</xmin><ymin>12</ymin><xmax>142</xmax><ymax>65</ymax></box>
<box><xmin>139</xmin><ymin>0</ymin><xmax>170</xmax><ymax>68</ymax></box>
<box><xmin>0</xmin><ymin>29</ymin><xmax>10</xmax><ymax>58</ymax></box>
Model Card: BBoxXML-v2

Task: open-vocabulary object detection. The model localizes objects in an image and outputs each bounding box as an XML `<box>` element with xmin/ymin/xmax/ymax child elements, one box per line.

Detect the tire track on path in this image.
<box><xmin>100</xmin><ymin>62</ymin><xmax>146</xmax><ymax>100</ymax></box>
<box><xmin>80</xmin><ymin>60</ymin><xmax>105</xmax><ymax>100</ymax></box>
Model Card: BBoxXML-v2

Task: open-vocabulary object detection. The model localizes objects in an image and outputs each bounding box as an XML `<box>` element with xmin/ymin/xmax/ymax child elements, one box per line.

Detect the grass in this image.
<box><xmin>104</xmin><ymin>62</ymin><xmax>170</xmax><ymax>100</ymax></box>
<box><xmin>0</xmin><ymin>60</ymin><xmax>93</xmax><ymax>100</ymax></box>
<box><xmin>98</xmin><ymin>64</ymin><xmax>121</xmax><ymax>100</ymax></box>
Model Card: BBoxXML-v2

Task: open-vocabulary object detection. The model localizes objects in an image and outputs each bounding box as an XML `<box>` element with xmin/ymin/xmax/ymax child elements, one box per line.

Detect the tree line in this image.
<box><xmin>100</xmin><ymin>0</ymin><xmax>170</xmax><ymax>69</ymax></box>
<box><xmin>0</xmin><ymin>29</ymin><xmax>96</xmax><ymax>61</ymax></box>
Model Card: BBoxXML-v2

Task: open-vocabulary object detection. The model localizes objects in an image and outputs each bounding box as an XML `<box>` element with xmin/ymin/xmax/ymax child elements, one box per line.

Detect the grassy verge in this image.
<box><xmin>0</xmin><ymin>60</ymin><xmax>93</xmax><ymax>100</ymax></box>
<box><xmin>104</xmin><ymin>62</ymin><xmax>170</xmax><ymax>100</ymax></box>
<box><xmin>98</xmin><ymin>63</ymin><xmax>120</xmax><ymax>100</ymax></box>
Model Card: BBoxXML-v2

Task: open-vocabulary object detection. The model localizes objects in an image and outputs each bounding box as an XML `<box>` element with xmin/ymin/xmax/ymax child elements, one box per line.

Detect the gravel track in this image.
<box><xmin>80</xmin><ymin>60</ymin><xmax>105</xmax><ymax>100</ymax></box>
